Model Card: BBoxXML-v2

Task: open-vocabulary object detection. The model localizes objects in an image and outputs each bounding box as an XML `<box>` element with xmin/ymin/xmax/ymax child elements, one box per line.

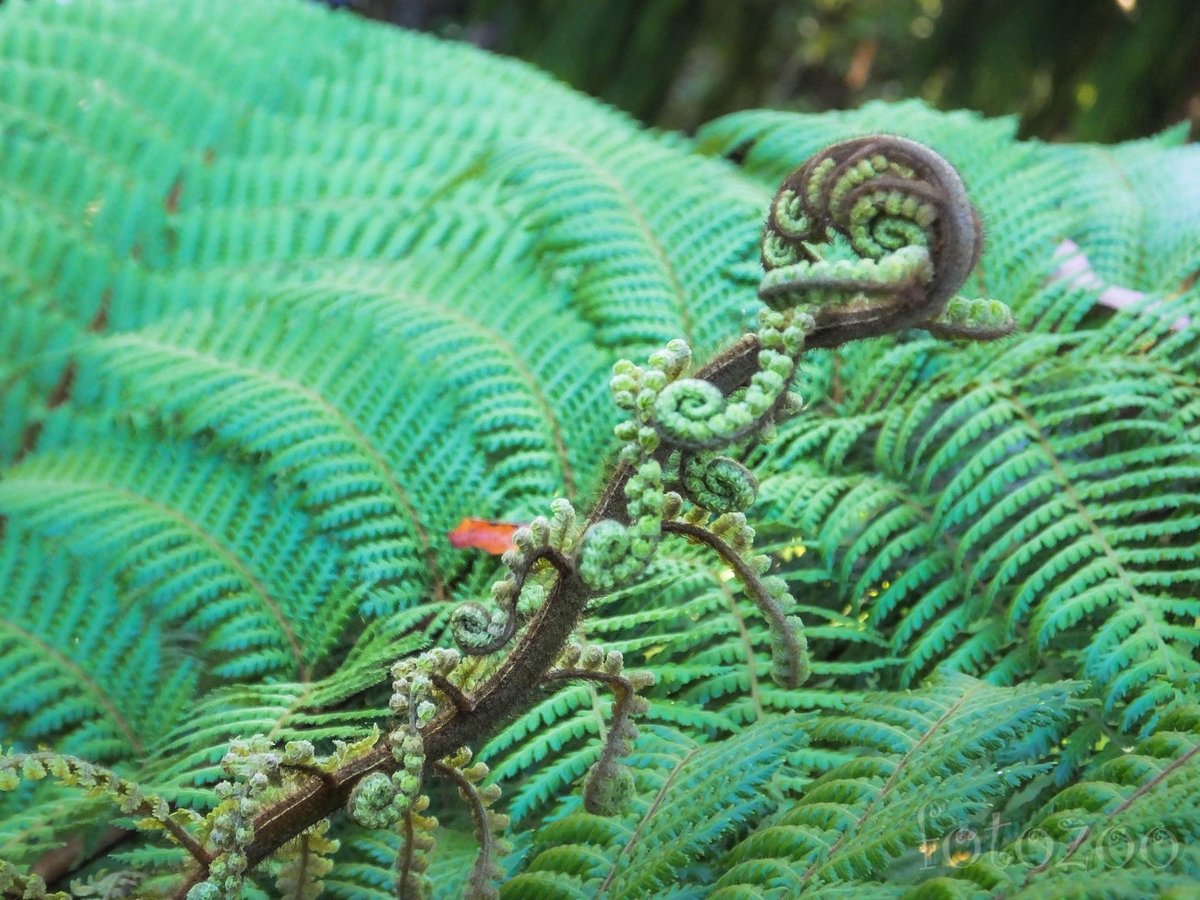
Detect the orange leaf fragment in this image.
<box><xmin>448</xmin><ymin>518</ymin><xmax>522</xmax><ymax>555</ymax></box>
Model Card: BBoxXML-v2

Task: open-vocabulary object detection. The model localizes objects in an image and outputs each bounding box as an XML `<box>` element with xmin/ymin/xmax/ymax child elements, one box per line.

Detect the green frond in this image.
<box><xmin>0</xmin><ymin>787</ymin><xmax>109</xmax><ymax>868</ymax></box>
<box><xmin>753</xmin><ymin>328</ymin><xmax>1200</xmax><ymax>730</ymax></box>
<box><xmin>0</xmin><ymin>427</ymin><xmax>347</xmax><ymax>678</ymax></box>
<box><xmin>491</xmin><ymin>136</ymin><xmax>763</xmax><ymax>357</ymax></box>
<box><xmin>714</xmin><ymin>677</ymin><xmax>1083</xmax><ymax>894</ymax></box>
<box><xmin>0</xmin><ymin>528</ymin><xmax>196</xmax><ymax>761</ymax></box>
<box><xmin>79</xmin><ymin>302</ymin><xmax>496</xmax><ymax>611</ymax></box>
<box><xmin>912</xmin><ymin>706</ymin><xmax>1200</xmax><ymax>898</ymax></box>
<box><xmin>504</xmin><ymin>719</ymin><xmax>805</xmax><ymax>897</ymax></box>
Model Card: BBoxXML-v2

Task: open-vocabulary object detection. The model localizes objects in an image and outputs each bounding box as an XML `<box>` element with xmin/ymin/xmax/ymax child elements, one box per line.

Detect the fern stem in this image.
<box><xmin>433</xmin><ymin>761</ymin><xmax>499</xmax><ymax>895</ymax></box>
<box><xmin>219</xmin><ymin>257</ymin><xmax>988</xmax><ymax>875</ymax></box>
<box><xmin>232</xmin><ymin>338</ymin><xmax>770</xmax><ymax>873</ymax></box>
<box><xmin>430</xmin><ymin>673</ymin><xmax>474</xmax><ymax>714</ymax></box>
<box><xmin>663</xmin><ymin>520</ymin><xmax>808</xmax><ymax>688</ymax></box>
<box><xmin>543</xmin><ymin>667</ymin><xmax>638</xmax><ymax>810</ymax></box>
<box><xmin>396</xmin><ymin>809</ymin><xmax>420</xmax><ymax>898</ymax></box>
<box><xmin>215</xmin><ymin>323</ymin><xmax>884</xmax><ymax>874</ymax></box>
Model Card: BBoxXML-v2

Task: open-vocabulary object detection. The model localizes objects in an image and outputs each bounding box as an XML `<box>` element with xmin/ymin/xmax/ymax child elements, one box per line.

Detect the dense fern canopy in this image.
<box><xmin>0</xmin><ymin>0</ymin><xmax>1198</xmax><ymax>896</ymax></box>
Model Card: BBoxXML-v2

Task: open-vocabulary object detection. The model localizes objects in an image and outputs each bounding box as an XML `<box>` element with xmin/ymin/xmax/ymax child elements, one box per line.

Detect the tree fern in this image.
<box><xmin>0</xmin><ymin>0</ymin><xmax>1197</xmax><ymax>896</ymax></box>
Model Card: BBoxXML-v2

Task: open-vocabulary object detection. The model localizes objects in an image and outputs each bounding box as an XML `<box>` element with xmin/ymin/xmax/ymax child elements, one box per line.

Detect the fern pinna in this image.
<box><xmin>1</xmin><ymin>0</ymin><xmax>1198</xmax><ymax>897</ymax></box>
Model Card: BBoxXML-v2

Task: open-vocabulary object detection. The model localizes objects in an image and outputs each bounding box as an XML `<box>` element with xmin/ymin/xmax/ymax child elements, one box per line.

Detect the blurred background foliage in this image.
<box><xmin>319</xmin><ymin>0</ymin><xmax>1200</xmax><ymax>142</ymax></box>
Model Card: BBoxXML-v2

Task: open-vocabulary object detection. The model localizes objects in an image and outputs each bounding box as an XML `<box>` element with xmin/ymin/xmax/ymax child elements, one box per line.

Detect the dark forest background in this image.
<box><xmin>316</xmin><ymin>0</ymin><xmax>1200</xmax><ymax>142</ymax></box>
<box><xmin>0</xmin><ymin>0</ymin><xmax>1192</xmax><ymax>140</ymax></box>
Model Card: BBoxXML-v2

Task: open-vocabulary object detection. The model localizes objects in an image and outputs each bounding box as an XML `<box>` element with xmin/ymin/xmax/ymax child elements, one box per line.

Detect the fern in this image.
<box><xmin>0</xmin><ymin>0</ymin><xmax>1197</xmax><ymax>896</ymax></box>
<box><xmin>712</xmin><ymin>676</ymin><xmax>1083</xmax><ymax>895</ymax></box>
<box><xmin>909</xmin><ymin>705</ymin><xmax>1200</xmax><ymax>898</ymax></box>
<box><xmin>0</xmin><ymin>427</ymin><xmax>351</xmax><ymax>678</ymax></box>
<box><xmin>0</xmin><ymin>528</ymin><xmax>196</xmax><ymax>763</ymax></box>
<box><xmin>706</xmin><ymin>104</ymin><xmax>1200</xmax><ymax>733</ymax></box>
<box><xmin>503</xmin><ymin>719</ymin><xmax>805</xmax><ymax>898</ymax></box>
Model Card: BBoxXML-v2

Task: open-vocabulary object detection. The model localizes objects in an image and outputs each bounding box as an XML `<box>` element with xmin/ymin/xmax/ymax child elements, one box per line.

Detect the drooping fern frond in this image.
<box><xmin>711</xmin><ymin>676</ymin><xmax>1085</xmax><ymax>896</ymax></box>
<box><xmin>77</xmin><ymin>303</ymin><xmax>492</xmax><ymax>612</ymax></box>
<box><xmin>490</xmin><ymin>135</ymin><xmax>764</xmax><ymax>357</ymax></box>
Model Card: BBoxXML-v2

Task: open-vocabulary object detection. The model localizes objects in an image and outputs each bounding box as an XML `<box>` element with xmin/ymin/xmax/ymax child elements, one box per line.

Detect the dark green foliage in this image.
<box><xmin>0</xmin><ymin>0</ymin><xmax>1198</xmax><ymax>896</ymax></box>
<box><xmin>714</xmin><ymin>677</ymin><xmax>1083</xmax><ymax>894</ymax></box>
<box><xmin>333</xmin><ymin>0</ymin><xmax>1200</xmax><ymax>142</ymax></box>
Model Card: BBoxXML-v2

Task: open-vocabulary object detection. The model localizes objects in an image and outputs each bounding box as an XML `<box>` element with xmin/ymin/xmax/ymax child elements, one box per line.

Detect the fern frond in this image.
<box><xmin>78</xmin><ymin>303</ymin><xmax>494</xmax><ymax>611</ymax></box>
<box><xmin>0</xmin><ymin>427</ymin><xmax>346</xmax><ymax>678</ymax></box>
<box><xmin>492</xmin><ymin>137</ymin><xmax>763</xmax><ymax>356</ymax></box>
<box><xmin>0</xmin><ymin>528</ymin><xmax>196</xmax><ymax>762</ymax></box>
<box><xmin>504</xmin><ymin>719</ymin><xmax>805</xmax><ymax>897</ymax></box>
<box><xmin>911</xmin><ymin>705</ymin><xmax>1200</xmax><ymax>898</ymax></box>
<box><xmin>714</xmin><ymin>677</ymin><xmax>1083</xmax><ymax>894</ymax></box>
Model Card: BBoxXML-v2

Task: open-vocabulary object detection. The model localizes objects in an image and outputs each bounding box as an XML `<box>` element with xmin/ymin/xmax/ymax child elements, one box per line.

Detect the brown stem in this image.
<box><xmin>160</xmin><ymin>819</ymin><xmax>212</xmax><ymax>868</ymax></box>
<box><xmin>194</xmin><ymin>309</ymin><xmax>945</xmax><ymax>878</ymax></box>
<box><xmin>430</xmin><ymin>673</ymin><xmax>474</xmax><ymax>714</ymax></box>
<box><xmin>225</xmin><ymin>339</ymin><xmax>767</xmax><ymax>876</ymax></box>
<box><xmin>433</xmin><ymin>761</ymin><xmax>497</xmax><ymax>894</ymax></box>
<box><xmin>663</xmin><ymin>520</ymin><xmax>808</xmax><ymax>688</ymax></box>
<box><xmin>395</xmin><ymin>810</ymin><xmax>420</xmax><ymax>897</ymax></box>
<box><xmin>281</xmin><ymin>763</ymin><xmax>338</xmax><ymax>792</ymax></box>
<box><xmin>457</xmin><ymin>546</ymin><xmax>576</xmax><ymax>656</ymax></box>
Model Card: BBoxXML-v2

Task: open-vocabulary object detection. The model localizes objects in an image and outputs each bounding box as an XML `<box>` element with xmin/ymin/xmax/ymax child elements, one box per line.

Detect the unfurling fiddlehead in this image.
<box><xmin>453</xmin><ymin>500</ymin><xmax>578</xmax><ymax>654</ymax></box>
<box><xmin>546</xmin><ymin>643</ymin><xmax>655</xmax><ymax>816</ymax></box>
<box><xmin>575</xmin><ymin>303</ymin><xmax>817</xmax><ymax>693</ymax></box>
<box><xmin>680</xmin><ymin>452</ymin><xmax>758</xmax><ymax>514</ymax></box>
<box><xmin>0</xmin><ymin>136</ymin><xmax>1013</xmax><ymax>897</ymax></box>
<box><xmin>760</xmin><ymin>134</ymin><xmax>1013</xmax><ymax>344</ymax></box>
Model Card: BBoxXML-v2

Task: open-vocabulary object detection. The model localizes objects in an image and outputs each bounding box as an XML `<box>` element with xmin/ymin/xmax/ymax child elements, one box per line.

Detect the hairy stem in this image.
<box><xmin>433</xmin><ymin>761</ymin><xmax>498</xmax><ymax>893</ymax></box>
<box><xmin>663</xmin><ymin>520</ymin><xmax>808</xmax><ymax>688</ymax></box>
<box><xmin>205</xmin><ymin>155</ymin><xmax>988</xmax><ymax>872</ymax></box>
<box><xmin>232</xmin><ymin>338</ymin><xmax>769</xmax><ymax>873</ymax></box>
<box><xmin>544</xmin><ymin>668</ymin><xmax>638</xmax><ymax>810</ymax></box>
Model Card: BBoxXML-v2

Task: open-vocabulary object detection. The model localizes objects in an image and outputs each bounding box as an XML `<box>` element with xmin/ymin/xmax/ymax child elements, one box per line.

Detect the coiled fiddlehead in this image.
<box><xmin>680</xmin><ymin>452</ymin><xmax>758</xmax><ymax>515</ymax></box>
<box><xmin>758</xmin><ymin>135</ymin><xmax>1005</xmax><ymax>344</ymax></box>
<box><xmin>649</xmin><ymin>312</ymin><xmax>810</xmax><ymax>452</ymax></box>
